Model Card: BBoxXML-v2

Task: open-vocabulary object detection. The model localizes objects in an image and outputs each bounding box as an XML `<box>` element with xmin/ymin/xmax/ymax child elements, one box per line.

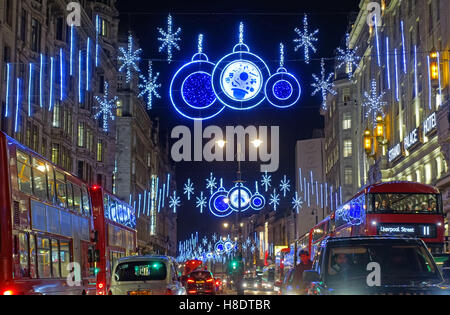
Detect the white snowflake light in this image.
<box><xmin>169</xmin><ymin>191</ymin><xmax>181</xmax><ymax>213</ymax></box>
<box><xmin>294</xmin><ymin>14</ymin><xmax>319</xmax><ymax>64</ymax></box>
<box><xmin>206</xmin><ymin>173</ymin><xmax>217</xmax><ymax>195</ymax></box>
<box><xmin>157</xmin><ymin>14</ymin><xmax>182</xmax><ymax>64</ymax></box>
<box><xmin>196</xmin><ymin>191</ymin><xmax>207</xmax><ymax>214</ymax></box>
<box><xmin>261</xmin><ymin>171</ymin><xmax>272</xmax><ymax>192</ymax></box>
<box><xmin>269</xmin><ymin>189</ymin><xmax>280</xmax><ymax>211</ymax></box>
<box><xmin>94</xmin><ymin>81</ymin><xmax>118</xmax><ymax>132</ymax></box>
<box><xmin>279</xmin><ymin>176</ymin><xmax>291</xmax><ymax>198</ymax></box>
<box><xmin>118</xmin><ymin>34</ymin><xmax>142</xmax><ymax>83</ymax></box>
<box><xmin>292</xmin><ymin>191</ymin><xmax>304</xmax><ymax>214</ymax></box>
<box><xmin>311</xmin><ymin>58</ymin><xmax>337</xmax><ymax>111</ymax></box>
<box><xmin>336</xmin><ymin>33</ymin><xmax>361</xmax><ymax>79</ymax></box>
<box><xmin>363</xmin><ymin>79</ymin><xmax>387</xmax><ymax>125</ymax></box>
<box><xmin>183</xmin><ymin>178</ymin><xmax>195</xmax><ymax>200</ymax></box>
<box><xmin>138</xmin><ymin>61</ymin><xmax>161</xmax><ymax>110</ymax></box>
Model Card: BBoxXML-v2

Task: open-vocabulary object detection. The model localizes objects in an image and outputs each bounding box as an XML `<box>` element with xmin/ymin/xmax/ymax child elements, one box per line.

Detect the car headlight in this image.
<box><xmin>243</xmin><ymin>283</ymin><xmax>247</xmax><ymax>288</ymax></box>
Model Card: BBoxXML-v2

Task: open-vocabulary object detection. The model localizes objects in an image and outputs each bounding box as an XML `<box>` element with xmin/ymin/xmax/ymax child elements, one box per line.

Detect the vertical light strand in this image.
<box><xmin>239</xmin><ymin>22</ymin><xmax>244</xmax><ymax>45</ymax></box>
<box><xmin>28</xmin><ymin>63</ymin><xmax>33</xmax><ymax>117</ymax></box>
<box><xmin>401</xmin><ymin>21</ymin><xmax>407</xmax><ymax>73</ymax></box>
<box><xmin>427</xmin><ymin>56</ymin><xmax>432</xmax><ymax>110</ymax></box>
<box><xmin>49</xmin><ymin>57</ymin><xmax>54</xmax><ymax>111</ymax></box>
<box><xmin>316</xmin><ymin>181</ymin><xmax>319</xmax><ymax>206</ymax></box>
<box><xmin>299</xmin><ymin>168</ymin><xmax>302</xmax><ymax>192</ymax></box>
<box><xmin>86</xmin><ymin>38</ymin><xmax>91</xmax><ymax>91</ymax></box>
<box><xmin>78</xmin><ymin>50</ymin><xmax>83</xmax><ymax>104</ymax></box>
<box><xmin>386</xmin><ymin>37</ymin><xmax>391</xmax><ymax>89</ymax></box>
<box><xmin>60</xmin><ymin>48</ymin><xmax>64</xmax><ymax>101</ymax></box>
<box><xmin>5</xmin><ymin>63</ymin><xmax>11</xmax><ymax>117</ymax></box>
<box><xmin>96</xmin><ymin>15</ymin><xmax>100</xmax><ymax>67</ymax></box>
<box><xmin>394</xmin><ymin>49</ymin><xmax>399</xmax><ymax>101</ymax></box>
<box><xmin>320</xmin><ymin>184</ymin><xmax>324</xmax><ymax>209</ymax></box>
<box><xmin>197</xmin><ymin>33</ymin><xmax>203</xmax><ymax>54</ymax></box>
<box><xmin>166</xmin><ymin>174</ymin><xmax>171</xmax><ymax>197</ymax></box>
<box><xmin>374</xmin><ymin>15</ymin><xmax>381</xmax><ymax>66</ymax></box>
<box><xmin>324</xmin><ymin>182</ymin><xmax>328</xmax><ymax>207</ymax></box>
<box><xmin>138</xmin><ymin>194</ymin><xmax>142</xmax><ymax>217</ymax></box>
<box><xmin>70</xmin><ymin>25</ymin><xmax>75</xmax><ymax>76</ymax></box>
<box><xmin>143</xmin><ymin>191</ymin><xmax>147</xmax><ymax>217</ymax></box>
<box><xmin>39</xmin><ymin>54</ymin><xmax>44</xmax><ymax>108</ymax></box>
<box><xmin>414</xmin><ymin>46</ymin><xmax>419</xmax><ymax>99</ymax></box>
<box><xmin>437</xmin><ymin>52</ymin><xmax>442</xmax><ymax>107</ymax></box>
<box><xmin>279</xmin><ymin>43</ymin><xmax>285</xmax><ymax>69</ymax></box>
<box><xmin>15</xmin><ymin>78</ymin><xmax>21</xmax><ymax>133</ymax></box>
<box><xmin>158</xmin><ymin>188</ymin><xmax>162</xmax><ymax>213</ymax></box>
<box><xmin>162</xmin><ymin>183</ymin><xmax>166</xmax><ymax>208</ymax></box>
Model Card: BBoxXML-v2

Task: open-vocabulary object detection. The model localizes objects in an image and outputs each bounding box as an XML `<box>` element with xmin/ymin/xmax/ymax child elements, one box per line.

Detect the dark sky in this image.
<box><xmin>115</xmin><ymin>0</ymin><xmax>361</xmax><ymax>244</ymax></box>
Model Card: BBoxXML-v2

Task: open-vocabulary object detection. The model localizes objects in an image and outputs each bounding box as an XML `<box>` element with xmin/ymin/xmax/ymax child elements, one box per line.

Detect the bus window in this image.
<box><xmin>81</xmin><ymin>186</ymin><xmax>91</xmax><ymax>216</ymax></box>
<box><xmin>55</xmin><ymin>171</ymin><xmax>67</xmax><ymax>208</ymax></box>
<box><xmin>17</xmin><ymin>150</ymin><xmax>33</xmax><ymax>195</ymax></box>
<box><xmin>73</xmin><ymin>184</ymin><xmax>82</xmax><ymax>215</ymax></box>
<box><xmin>19</xmin><ymin>233</ymin><xmax>30</xmax><ymax>278</ymax></box>
<box><xmin>60</xmin><ymin>241</ymin><xmax>71</xmax><ymax>278</ymax></box>
<box><xmin>66</xmin><ymin>181</ymin><xmax>74</xmax><ymax>211</ymax></box>
<box><xmin>29</xmin><ymin>234</ymin><xmax>37</xmax><ymax>279</ymax></box>
<box><xmin>32</xmin><ymin>157</ymin><xmax>48</xmax><ymax>201</ymax></box>
<box><xmin>47</xmin><ymin>165</ymin><xmax>55</xmax><ymax>204</ymax></box>
<box><xmin>37</xmin><ymin>237</ymin><xmax>51</xmax><ymax>278</ymax></box>
<box><xmin>51</xmin><ymin>239</ymin><xmax>61</xmax><ymax>278</ymax></box>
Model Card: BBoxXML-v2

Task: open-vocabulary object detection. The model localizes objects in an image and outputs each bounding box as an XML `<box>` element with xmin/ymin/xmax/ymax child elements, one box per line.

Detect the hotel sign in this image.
<box><xmin>388</xmin><ymin>143</ymin><xmax>402</xmax><ymax>163</ymax></box>
<box><xmin>404</xmin><ymin>128</ymin><xmax>421</xmax><ymax>151</ymax></box>
<box><xmin>423</xmin><ymin>112</ymin><xmax>437</xmax><ymax>136</ymax></box>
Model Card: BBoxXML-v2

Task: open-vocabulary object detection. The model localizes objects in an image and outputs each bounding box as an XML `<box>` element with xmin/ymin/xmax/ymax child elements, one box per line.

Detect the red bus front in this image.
<box><xmin>90</xmin><ymin>186</ymin><xmax>137</xmax><ymax>295</ymax></box>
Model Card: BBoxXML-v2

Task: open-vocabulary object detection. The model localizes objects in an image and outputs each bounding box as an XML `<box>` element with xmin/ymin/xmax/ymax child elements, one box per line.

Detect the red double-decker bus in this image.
<box><xmin>0</xmin><ymin>132</ymin><xmax>97</xmax><ymax>295</ymax></box>
<box><xmin>90</xmin><ymin>186</ymin><xmax>137</xmax><ymax>295</ymax></box>
<box><xmin>296</xmin><ymin>182</ymin><xmax>445</xmax><ymax>262</ymax></box>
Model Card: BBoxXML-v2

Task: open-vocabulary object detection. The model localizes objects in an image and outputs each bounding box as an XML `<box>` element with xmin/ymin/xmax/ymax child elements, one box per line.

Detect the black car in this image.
<box><xmin>303</xmin><ymin>236</ymin><xmax>450</xmax><ymax>295</ymax></box>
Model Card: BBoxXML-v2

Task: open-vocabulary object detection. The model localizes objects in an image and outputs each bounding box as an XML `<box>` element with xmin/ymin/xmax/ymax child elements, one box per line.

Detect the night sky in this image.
<box><xmin>115</xmin><ymin>0</ymin><xmax>361</xmax><ymax>244</ymax></box>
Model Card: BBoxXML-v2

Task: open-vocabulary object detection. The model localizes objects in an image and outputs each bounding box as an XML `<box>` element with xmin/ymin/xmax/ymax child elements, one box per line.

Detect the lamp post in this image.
<box><xmin>364</xmin><ymin>115</ymin><xmax>387</xmax><ymax>159</ymax></box>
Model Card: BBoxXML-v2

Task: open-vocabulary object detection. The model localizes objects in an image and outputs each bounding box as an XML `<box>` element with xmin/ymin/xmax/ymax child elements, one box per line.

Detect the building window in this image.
<box><xmin>97</xmin><ymin>140</ymin><xmax>103</xmax><ymax>162</ymax></box>
<box><xmin>52</xmin><ymin>103</ymin><xmax>61</xmax><ymax>128</ymax></box>
<box><xmin>31</xmin><ymin>18</ymin><xmax>41</xmax><ymax>53</ymax></box>
<box><xmin>51</xmin><ymin>144</ymin><xmax>60</xmax><ymax>165</ymax></box>
<box><xmin>343</xmin><ymin>140</ymin><xmax>352</xmax><ymax>158</ymax></box>
<box><xmin>344</xmin><ymin>168</ymin><xmax>353</xmax><ymax>185</ymax></box>
<box><xmin>342</xmin><ymin>113</ymin><xmax>351</xmax><ymax>130</ymax></box>
<box><xmin>77</xmin><ymin>123</ymin><xmax>85</xmax><ymax>147</ymax></box>
<box><xmin>5</xmin><ymin>0</ymin><xmax>13</xmax><ymax>26</ymax></box>
<box><xmin>116</xmin><ymin>100</ymin><xmax>123</xmax><ymax>117</ymax></box>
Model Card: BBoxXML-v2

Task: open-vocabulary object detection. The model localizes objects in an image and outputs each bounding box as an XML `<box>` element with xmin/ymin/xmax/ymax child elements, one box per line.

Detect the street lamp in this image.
<box><xmin>364</xmin><ymin>115</ymin><xmax>387</xmax><ymax>158</ymax></box>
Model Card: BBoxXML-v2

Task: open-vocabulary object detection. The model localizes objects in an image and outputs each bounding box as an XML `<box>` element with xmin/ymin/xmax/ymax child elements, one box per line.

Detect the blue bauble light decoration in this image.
<box><xmin>170</xmin><ymin>34</ymin><xmax>225</xmax><ymax>120</ymax></box>
<box><xmin>212</xmin><ymin>22</ymin><xmax>270</xmax><ymax>111</ymax></box>
<box><xmin>208</xmin><ymin>186</ymin><xmax>233</xmax><ymax>218</ymax></box>
<box><xmin>273</xmin><ymin>80</ymin><xmax>293</xmax><ymax>100</ymax></box>
<box><xmin>227</xmin><ymin>183</ymin><xmax>252</xmax><ymax>212</ymax></box>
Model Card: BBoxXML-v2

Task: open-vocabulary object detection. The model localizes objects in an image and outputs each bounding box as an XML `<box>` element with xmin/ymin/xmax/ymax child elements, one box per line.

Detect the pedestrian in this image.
<box><xmin>291</xmin><ymin>250</ymin><xmax>313</xmax><ymax>294</ymax></box>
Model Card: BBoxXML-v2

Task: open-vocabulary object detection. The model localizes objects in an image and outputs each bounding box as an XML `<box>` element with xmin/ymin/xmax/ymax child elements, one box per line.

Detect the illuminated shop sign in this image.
<box><xmin>423</xmin><ymin>112</ymin><xmax>437</xmax><ymax>136</ymax></box>
<box><xmin>388</xmin><ymin>143</ymin><xmax>402</xmax><ymax>163</ymax></box>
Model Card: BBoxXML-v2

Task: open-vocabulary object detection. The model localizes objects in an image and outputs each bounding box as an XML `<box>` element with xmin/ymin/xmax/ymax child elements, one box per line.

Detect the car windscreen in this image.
<box><xmin>190</xmin><ymin>271</ymin><xmax>212</xmax><ymax>280</ymax></box>
<box><xmin>114</xmin><ymin>261</ymin><xmax>167</xmax><ymax>282</ymax></box>
<box><xmin>325</xmin><ymin>244</ymin><xmax>442</xmax><ymax>286</ymax></box>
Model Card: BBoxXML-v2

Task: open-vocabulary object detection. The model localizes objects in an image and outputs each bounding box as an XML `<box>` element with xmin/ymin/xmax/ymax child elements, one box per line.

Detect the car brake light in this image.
<box><xmin>166</xmin><ymin>289</ymin><xmax>174</xmax><ymax>295</ymax></box>
<box><xmin>3</xmin><ymin>290</ymin><xmax>13</xmax><ymax>296</ymax></box>
<box><xmin>206</xmin><ymin>278</ymin><xmax>214</xmax><ymax>283</ymax></box>
<box><xmin>187</xmin><ymin>278</ymin><xmax>195</xmax><ymax>284</ymax></box>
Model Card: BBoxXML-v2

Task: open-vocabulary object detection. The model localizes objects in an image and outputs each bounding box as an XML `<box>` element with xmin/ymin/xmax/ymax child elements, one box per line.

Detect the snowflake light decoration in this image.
<box><xmin>269</xmin><ymin>189</ymin><xmax>280</xmax><ymax>211</ymax></box>
<box><xmin>294</xmin><ymin>14</ymin><xmax>319</xmax><ymax>64</ymax></box>
<box><xmin>196</xmin><ymin>191</ymin><xmax>207</xmax><ymax>214</ymax></box>
<box><xmin>169</xmin><ymin>191</ymin><xmax>181</xmax><ymax>213</ymax></box>
<box><xmin>94</xmin><ymin>81</ymin><xmax>118</xmax><ymax>132</ymax></box>
<box><xmin>138</xmin><ymin>61</ymin><xmax>161</xmax><ymax>110</ymax></box>
<box><xmin>363</xmin><ymin>79</ymin><xmax>387</xmax><ymax>125</ymax></box>
<box><xmin>206</xmin><ymin>173</ymin><xmax>217</xmax><ymax>195</ymax></box>
<box><xmin>183</xmin><ymin>178</ymin><xmax>194</xmax><ymax>200</ymax></box>
<box><xmin>261</xmin><ymin>172</ymin><xmax>272</xmax><ymax>192</ymax></box>
<box><xmin>118</xmin><ymin>34</ymin><xmax>142</xmax><ymax>83</ymax></box>
<box><xmin>292</xmin><ymin>191</ymin><xmax>304</xmax><ymax>214</ymax></box>
<box><xmin>279</xmin><ymin>176</ymin><xmax>291</xmax><ymax>198</ymax></box>
<box><xmin>157</xmin><ymin>14</ymin><xmax>182</xmax><ymax>64</ymax></box>
<box><xmin>212</xmin><ymin>233</ymin><xmax>217</xmax><ymax>243</ymax></box>
<box><xmin>202</xmin><ymin>236</ymin><xmax>208</xmax><ymax>246</ymax></box>
<box><xmin>311</xmin><ymin>58</ymin><xmax>337</xmax><ymax>111</ymax></box>
<box><xmin>336</xmin><ymin>33</ymin><xmax>361</xmax><ymax>80</ymax></box>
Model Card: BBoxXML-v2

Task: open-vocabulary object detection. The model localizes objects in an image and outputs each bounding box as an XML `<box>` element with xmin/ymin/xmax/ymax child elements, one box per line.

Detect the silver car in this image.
<box><xmin>109</xmin><ymin>255</ymin><xmax>186</xmax><ymax>295</ymax></box>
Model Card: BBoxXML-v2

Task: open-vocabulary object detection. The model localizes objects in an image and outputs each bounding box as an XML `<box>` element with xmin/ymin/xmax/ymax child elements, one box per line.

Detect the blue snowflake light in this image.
<box><xmin>183</xmin><ymin>178</ymin><xmax>195</xmax><ymax>200</ymax></box>
<box><xmin>158</xmin><ymin>14</ymin><xmax>182</xmax><ymax>64</ymax></box>
<box><xmin>94</xmin><ymin>81</ymin><xmax>118</xmax><ymax>132</ymax></box>
<box><xmin>169</xmin><ymin>191</ymin><xmax>181</xmax><ymax>213</ymax></box>
<box><xmin>363</xmin><ymin>79</ymin><xmax>387</xmax><ymax>125</ymax></box>
<box><xmin>336</xmin><ymin>33</ymin><xmax>361</xmax><ymax>79</ymax></box>
<box><xmin>269</xmin><ymin>189</ymin><xmax>280</xmax><ymax>211</ymax></box>
<box><xmin>292</xmin><ymin>191</ymin><xmax>304</xmax><ymax>214</ymax></box>
<box><xmin>118</xmin><ymin>34</ymin><xmax>142</xmax><ymax>83</ymax></box>
<box><xmin>311</xmin><ymin>59</ymin><xmax>337</xmax><ymax>111</ymax></box>
<box><xmin>261</xmin><ymin>171</ymin><xmax>272</xmax><ymax>192</ymax></box>
<box><xmin>196</xmin><ymin>191</ymin><xmax>207</xmax><ymax>214</ymax></box>
<box><xmin>206</xmin><ymin>173</ymin><xmax>217</xmax><ymax>195</ymax></box>
<box><xmin>279</xmin><ymin>175</ymin><xmax>291</xmax><ymax>197</ymax></box>
<box><xmin>294</xmin><ymin>14</ymin><xmax>319</xmax><ymax>64</ymax></box>
<box><xmin>138</xmin><ymin>61</ymin><xmax>161</xmax><ymax>110</ymax></box>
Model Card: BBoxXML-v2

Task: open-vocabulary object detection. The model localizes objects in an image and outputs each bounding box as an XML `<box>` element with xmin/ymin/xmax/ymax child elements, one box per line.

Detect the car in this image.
<box><xmin>278</xmin><ymin>268</ymin><xmax>296</xmax><ymax>295</ymax></box>
<box><xmin>302</xmin><ymin>236</ymin><xmax>450</xmax><ymax>295</ymax></box>
<box><xmin>214</xmin><ymin>277</ymin><xmax>223</xmax><ymax>294</ymax></box>
<box><xmin>186</xmin><ymin>270</ymin><xmax>216</xmax><ymax>295</ymax></box>
<box><xmin>242</xmin><ymin>277</ymin><xmax>261</xmax><ymax>292</ymax></box>
<box><xmin>109</xmin><ymin>255</ymin><xmax>186</xmax><ymax>295</ymax></box>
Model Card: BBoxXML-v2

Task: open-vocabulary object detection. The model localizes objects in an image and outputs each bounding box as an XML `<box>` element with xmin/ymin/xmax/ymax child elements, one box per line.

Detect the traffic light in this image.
<box><xmin>229</xmin><ymin>259</ymin><xmax>243</xmax><ymax>273</ymax></box>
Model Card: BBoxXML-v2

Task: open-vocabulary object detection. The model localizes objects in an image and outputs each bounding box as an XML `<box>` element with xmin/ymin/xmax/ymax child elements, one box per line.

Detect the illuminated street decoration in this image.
<box><xmin>250</xmin><ymin>182</ymin><xmax>266</xmax><ymax>211</ymax></box>
<box><xmin>158</xmin><ymin>14</ymin><xmax>182</xmax><ymax>64</ymax></box>
<box><xmin>94</xmin><ymin>81</ymin><xmax>118</xmax><ymax>132</ymax></box>
<box><xmin>362</xmin><ymin>79</ymin><xmax>386</xmax><ymax>125</ymax></box>
<box><xmin>294</xmin><ymin>14</ymin><xmax>319</xmax><ymax>64</ymax></box>
<box><xmin>211</xmin><ymin>22</ymin><xmax>271</xmax><ymax>111</ymax></box>
<box><xmin>169</xmin><ymin>190</ymin><xmax>181</xmax><ymax>213</ymax></box>
<box><xmin>261</xmin><ymin>171</ymin><xmax>272</xmax><ymax>192</ymax></box>
<box><xmin>269</xmin><ymin>189</ymin><xmax>280</xmax><ymax>211</ymax></box>
<box><xmin>208</xmin><ymin>184</ymin><xmax>233</xmax><ymax>218</ymax></box>
<box><xmin>118</xmin><ymin>34</ymin><xmax>142</xmax><ymax>83</ymax></box>
<box><xmin>138</xmin><ymin>61</ymin><xmax>161</xmax><ymax>110</ymax></box>
<box><xmin>311</xmin><ymin>58</ymin><xmax>336</xmax><ymax>111</ymax></box>
<box><xmin>336</xmin><ymin>33</ymin><xmax>360</xmax><ymax>79</ymax></box>
<box><xmin>265</xmin><ymin>43</ymin><xmax>302</xmax><ymax>108</ymax></box>
<box><xmin>279</xmin><ymin>175</ymin><xmax>291</xmax><ymax>197</ymax></box>
<box><xmin>170</xmin><ymin>34</ymin><xmax>223</xmax><ymax>120</ymax></box>
<box><xmin>183</xmin><ymin>178</ymin><xmax>195</xmax><ymax>200</ymax></box>
<box><xmin>292</xmin><ymin>191</ymin><xmax>304</xmax><ymax>214</ymax></box>
<box><xmin>227</xmin><ymin>183</ymin><xmax>253</xmax><ymax>212</ymax></box>
<box><xmin>206</xmin><ymin>172</ymin><xmax>218</xmax><ymax>195</ymax></box>
<box><xmin>196</xmin><ymin>191</ymin><xmax>207</xmax><ymax>214</ymax></box>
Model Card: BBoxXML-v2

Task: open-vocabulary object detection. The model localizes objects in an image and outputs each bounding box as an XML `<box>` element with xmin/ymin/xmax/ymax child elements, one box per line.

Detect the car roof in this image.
<box><xmin>116</xmin><ymin>255</ymin><xmax>172</xmax><ymax>263</ymax></box>
<box><xmin>325</xmin><ymin>236</ymin><xmax>425</xmax><ymax>245</ymax></box>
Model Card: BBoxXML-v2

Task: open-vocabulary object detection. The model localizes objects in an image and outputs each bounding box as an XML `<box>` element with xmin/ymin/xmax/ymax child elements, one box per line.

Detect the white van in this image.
<box><xmin>109</xmin><ymin>255</ymin><xmax>186</xmax><ymax>295</ymax></box>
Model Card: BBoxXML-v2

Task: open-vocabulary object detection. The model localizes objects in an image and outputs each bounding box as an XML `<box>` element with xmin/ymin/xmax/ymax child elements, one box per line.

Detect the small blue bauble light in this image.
<box><xmin>273</xmin><ymin>80</ymin><xmax>293</xmax><ymax>100</ymax></box>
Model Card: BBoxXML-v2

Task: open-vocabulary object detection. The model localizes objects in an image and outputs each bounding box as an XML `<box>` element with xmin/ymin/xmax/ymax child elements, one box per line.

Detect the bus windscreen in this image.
<box><xmin>369</xmin><ymin>193</ymin><xmax>442</xmax><ymax>214</ymax></box>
